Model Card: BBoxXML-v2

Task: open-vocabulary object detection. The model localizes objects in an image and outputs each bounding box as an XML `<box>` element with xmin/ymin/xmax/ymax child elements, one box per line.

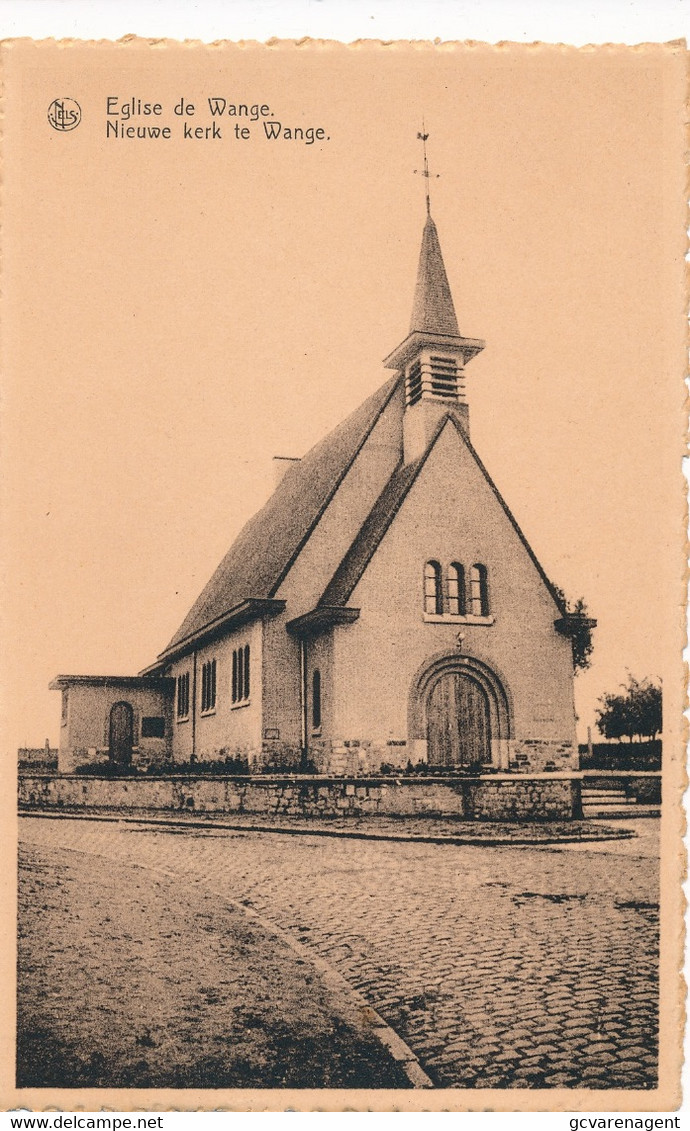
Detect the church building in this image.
<box><xmin>52</xmin><ymin>205</ymin><xmax>587</xmax><ymax>778</ymax></box>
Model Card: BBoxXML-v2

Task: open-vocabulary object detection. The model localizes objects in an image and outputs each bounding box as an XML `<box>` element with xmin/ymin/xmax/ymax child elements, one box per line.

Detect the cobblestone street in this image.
<box><xmin>19</xmin><ymin>816</ymin><xmax>659</xmax><ymax>1090</ymax></box>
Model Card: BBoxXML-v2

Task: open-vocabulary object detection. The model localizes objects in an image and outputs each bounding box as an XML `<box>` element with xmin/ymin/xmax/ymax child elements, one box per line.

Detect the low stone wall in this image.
<box><xmin>18</xmin><ymin>772</ymin><xmax>580</xmax><ymax>821</ymax></box>
<box><xmin>466</xmin><ymin>777</ymin><xmax>577</xmax><ymax>820</ymax></box>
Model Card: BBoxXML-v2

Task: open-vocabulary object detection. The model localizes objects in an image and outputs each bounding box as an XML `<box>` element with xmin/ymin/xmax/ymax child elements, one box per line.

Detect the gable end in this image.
<box><xmin>319</xmin><ymin>413</ymin><xmax>566</xmax><ymax>615</ymax></box>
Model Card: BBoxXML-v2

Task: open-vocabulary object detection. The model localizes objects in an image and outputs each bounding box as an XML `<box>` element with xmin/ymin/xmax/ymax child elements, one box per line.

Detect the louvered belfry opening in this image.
<box><xmin>385</xmin><ymin>211</ymin><xmax>484</xmax><ymax>462</ymax></box>
<box><xmin>404</xmin><ymin>352</ymin><xmax>467</xmax><ymax>407</ymax></box>
<box><xmin>430</xmin><ymin>355</ymin><xmax>459</xmax><ymax>397</ymax></box>
<box><xmin>406</xmin><ymin>359</ymin><xmax>423</xmax><ymax>406</ymax></box>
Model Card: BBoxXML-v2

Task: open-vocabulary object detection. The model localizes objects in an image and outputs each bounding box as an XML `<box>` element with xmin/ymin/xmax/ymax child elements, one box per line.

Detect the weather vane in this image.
<box><xmin>414</xmin><ymin>124</ymin><xmax>440</xmax><ymax>215</ymax></box>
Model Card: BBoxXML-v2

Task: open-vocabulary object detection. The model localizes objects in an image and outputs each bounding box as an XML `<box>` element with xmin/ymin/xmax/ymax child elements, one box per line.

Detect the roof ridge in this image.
<box><xmin>318</xmin><ymin>414</ymin><xmax>456</xmax><ymax>608</ymax></box>
<box><xmin>160</xmin><ymin>374</ymin><xmax>403</xmax><ymax>656</ymax></box>
<box><xmin>268</xmin><ymin>375</ymin><xmax>402</xmax><ymax>598</ymax></box>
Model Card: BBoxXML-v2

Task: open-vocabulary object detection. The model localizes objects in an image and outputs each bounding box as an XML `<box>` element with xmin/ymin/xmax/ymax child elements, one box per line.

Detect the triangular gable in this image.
<box><xmin>163</xmin><ymin>375</ymin><xmax>401</xmax><ymax>654</ymax></box>
<box><xmin>319</xmin><ymin>414</ymin><xmax>565</xmax><ymax>614</ymax></box>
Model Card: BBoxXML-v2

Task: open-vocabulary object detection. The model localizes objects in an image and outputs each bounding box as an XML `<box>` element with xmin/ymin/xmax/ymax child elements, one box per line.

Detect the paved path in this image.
<box><xmin>19</xmin><ymin>816</ymin><xmax>659</xmax><ymax>1090</ymax></box>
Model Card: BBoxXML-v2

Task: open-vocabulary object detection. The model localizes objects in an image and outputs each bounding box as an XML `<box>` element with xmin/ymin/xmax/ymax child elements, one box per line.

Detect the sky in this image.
<box><xmin>2</xmin><ymin>39</ymin><xmax>685</xmax><ymax>753</ymax></box>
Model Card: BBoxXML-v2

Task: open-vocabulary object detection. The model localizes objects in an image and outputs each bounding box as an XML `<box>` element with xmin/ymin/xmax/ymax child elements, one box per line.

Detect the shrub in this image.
<box><xmin>73</xmin><ymin>761</ymin><xmax>133</xmax><ymax>777</ymax></box>
<box><xmin>145</xmin><ymin>757</ymin><xmax>250</xmax><ymax>776</ymax></box>
<box><xmin>579</xmin><ymin>739</ymin><xmax>661</xmax><ymax>771</ymax></box>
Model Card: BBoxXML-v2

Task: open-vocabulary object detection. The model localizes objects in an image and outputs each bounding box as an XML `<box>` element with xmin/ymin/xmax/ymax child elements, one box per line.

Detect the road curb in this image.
<box><xmin>175</xmin><ymin>872</ymin><xmax>436</xmax><ymax>1090</ymax></box>
<box><xmin>22</xmin><ymin>833</ymin><xmax>434</xmax><ymax>1090</ymax></box>
<box><xmin>18</xmin><ymin>808</ymin><xmax>636</xmax><ymax>845</ymax></box>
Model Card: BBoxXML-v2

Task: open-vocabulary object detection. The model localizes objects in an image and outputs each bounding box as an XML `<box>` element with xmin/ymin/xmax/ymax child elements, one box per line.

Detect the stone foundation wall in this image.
<box><xmin>18</xmin><ymin>772</ymin><xmax>579</xmax><ymax>820</ymax></box>
<box><xmin>509</xmin><ymin>740</ymin><xmax>578</xmax><ymax>774</ymax></box>
<box><xmin>153</xmin><ymin>736</ymin><xmax>578</xmax><ymax>776</ymax></box>
<box><xmin>301</xmin><ymin>737</ymin><xmax>578</xmax><ymax>776</ymax></box>
<box><xmin>309</xmin><ymin>739</ymin><xmax>410</xmax><ymax>775</ymax></box>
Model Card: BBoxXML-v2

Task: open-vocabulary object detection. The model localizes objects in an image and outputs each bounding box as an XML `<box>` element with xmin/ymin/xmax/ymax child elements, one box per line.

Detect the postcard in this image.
<box><xmin>1</xmin><ymin>37</ymin><xmax>686</xmax><ymax>1112</ymax></box>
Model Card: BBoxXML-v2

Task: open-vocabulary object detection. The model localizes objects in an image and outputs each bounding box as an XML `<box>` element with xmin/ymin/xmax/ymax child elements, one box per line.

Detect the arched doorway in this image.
<box><xmin>409</xmin><ymin>653</ymin><xmax>512</xmax><ymax>769</ymax></box>
<box><xmin>427</xmin><ymin>671</ymin><xmax>492</xmax><ymax>767</ymax></box>
<box><xmin>109</xmin><ymin>701</ymin><xmax>134</xmax><ymax>766</ymax></box>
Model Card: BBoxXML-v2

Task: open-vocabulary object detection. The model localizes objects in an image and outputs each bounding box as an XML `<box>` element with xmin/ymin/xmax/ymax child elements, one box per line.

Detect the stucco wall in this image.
<box><xmin>260</xmin><ymin>614</ymin><xmax>302</xmax><ymax>751</ymax></box>
<box><xmin>166</xmin><ymin>619</ymin><xmax>263</xmax><ymax>762</ymax></box>
<box><xmin>305</xmin><ymin>633</ymin><xmax>333</xmax><ymax>741</ymax></box>
<box><xmin>258</xmin><ymin>391</ymin><xmax>403</xmax><ymax>761</ymax></box>
<box><xmin>58</xmin><ymin>683</ymin><xmax>172</xmax><ymax>772</ymax></box>
<box><xmin>18</xmin><ymin>772</ymin><xmax>579</xmax><ymax>820</ymax></box>
<box><xmin>331</xmin><ymin>421</ymin><xmax>577</xmax><ymax>771</ymax></box>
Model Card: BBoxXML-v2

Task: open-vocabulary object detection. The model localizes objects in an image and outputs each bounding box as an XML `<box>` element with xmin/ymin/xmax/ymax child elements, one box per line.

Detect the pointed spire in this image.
<box><xmin>409</xmin><ymin>214</ymin><xmax>460</xmax><ymax>337</ymax></box>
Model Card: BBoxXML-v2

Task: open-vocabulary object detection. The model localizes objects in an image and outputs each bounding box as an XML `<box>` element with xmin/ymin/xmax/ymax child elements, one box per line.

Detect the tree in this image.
<box><xmin>553</xmin><ymin>588</ymin><xmax>595</xmax><ymax>673</ymax></box>
<box><xmin>595</xmin><ymin>674</ymin><xmax>662</xmax><ymax>742</ymax></box>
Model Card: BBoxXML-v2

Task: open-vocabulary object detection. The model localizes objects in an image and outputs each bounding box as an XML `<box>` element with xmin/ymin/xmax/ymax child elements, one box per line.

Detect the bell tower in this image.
<box><xmin>384</xmin><ymin>136</ymin><xmax>484</xmax><ymax>463</ymax></box>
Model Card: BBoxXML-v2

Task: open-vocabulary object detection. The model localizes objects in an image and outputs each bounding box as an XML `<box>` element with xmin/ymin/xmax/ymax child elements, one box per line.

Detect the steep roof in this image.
<box><xmin>162</xmin><ymin>374</ymin><xmax>401</xmax><ymax>654</ymax></box>
<box><xmin>319</xmin><ymin>414</ymin><xmax>565</xmax><ymax>614</ymax></box>
<box><xmin>409</xmin><ymin>214</ymin><xmax>460</xmax><ymax>337</ymax></box>
<box><xmin>319</xmin><ymin>459</ymin><xmax>424</xmax><ymax>608</ymax></box>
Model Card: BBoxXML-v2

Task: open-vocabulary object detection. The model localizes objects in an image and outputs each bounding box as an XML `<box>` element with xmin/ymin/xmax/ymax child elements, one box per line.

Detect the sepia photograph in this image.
<box><xmin>1</xmin><ymin>36</ymin><xmax>685</xmax><ymax>1111</ymax></box>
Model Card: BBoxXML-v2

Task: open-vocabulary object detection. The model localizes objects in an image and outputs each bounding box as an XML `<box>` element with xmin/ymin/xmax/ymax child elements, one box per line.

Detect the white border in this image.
<box><xmin>2</xmin><ymin>2</ymin><xmax>686</xmax><ymax>1126</ymax></box>
<box><xmin>0</xmin><ymin>0</ymin><xmax>687</xmax><ymax>46</ymax></box>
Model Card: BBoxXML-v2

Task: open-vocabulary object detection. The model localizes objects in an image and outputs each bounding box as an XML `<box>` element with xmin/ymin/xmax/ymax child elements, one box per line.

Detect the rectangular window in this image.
<box><xmin>232</xmin><ymin>644</ymin><xmax>251</xmax><ymax>704</ymax></box>
<box><xmin>201</xmin><ymin>659</ymin><xmax>217</xmax><ymax>713</ymax></box>
<box><xmin>176</xmin><ymin>672</ymin><xmax>190</xmax><ymax>719</ymax></box>
<box><xmin>141</xmin><ymin>716</ymin><xmax>165</xmax><ymax>738</ymax></box>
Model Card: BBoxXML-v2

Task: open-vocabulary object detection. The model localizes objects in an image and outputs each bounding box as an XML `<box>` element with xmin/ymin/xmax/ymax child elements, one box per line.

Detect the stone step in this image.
<box><xmin>581</xmin><ymin>804</ymin><xmax>661</xmax><ymax>819</ymax></box>
<box><xmin>581</xmin><ymin>790</ymin><xmax>632</xmax><ymax>802</ymax></box>
<box><xmin>582</xmin><ymin>801</ymin><xmax>636</xmax><ymax>810</ymax></box>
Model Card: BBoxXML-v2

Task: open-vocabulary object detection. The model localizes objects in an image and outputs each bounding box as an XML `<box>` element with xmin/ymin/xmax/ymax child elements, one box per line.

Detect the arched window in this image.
<box><xmin>312</xmin><ymin>669</ymin><xmax>322</xmax><ymax>730</ymax></box>
<box><xmin>470</xmin><ymin>564</ymin><xmax>489</xmax><ymax>617</ymax></box>
<box><xmin>424</xmin><ymin>560</ymin><xmax>443</xmax><ymax>615</ymax></box>
<box><xmin>447</xmin><ymin>563</ymin><xmax>466</xmax><ymax>616</ymax></box>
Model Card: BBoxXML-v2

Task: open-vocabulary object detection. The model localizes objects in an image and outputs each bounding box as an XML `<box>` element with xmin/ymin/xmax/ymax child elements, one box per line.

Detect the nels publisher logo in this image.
<box><xmin>47</xmin><ymin>98</ymin><xmax>81</xmax><ymax>132</ymax></box>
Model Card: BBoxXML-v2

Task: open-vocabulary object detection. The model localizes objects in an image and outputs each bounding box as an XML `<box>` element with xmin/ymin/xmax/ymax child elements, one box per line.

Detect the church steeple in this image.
<box><xmin>384</xmin><ymin>209</ymin><xmax>485</xmax><ymax>463</ymax></box>
<box><xmin>409</xmin><ymin>214</ymin><xmax>460</xmax><ymax>338</ymax></box>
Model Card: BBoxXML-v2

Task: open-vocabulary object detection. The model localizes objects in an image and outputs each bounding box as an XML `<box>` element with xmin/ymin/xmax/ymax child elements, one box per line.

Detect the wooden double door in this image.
<box><xmin>427</xmin><ymin>671</ymin><xmax>492</xmax><ymax>768</ymax></box>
